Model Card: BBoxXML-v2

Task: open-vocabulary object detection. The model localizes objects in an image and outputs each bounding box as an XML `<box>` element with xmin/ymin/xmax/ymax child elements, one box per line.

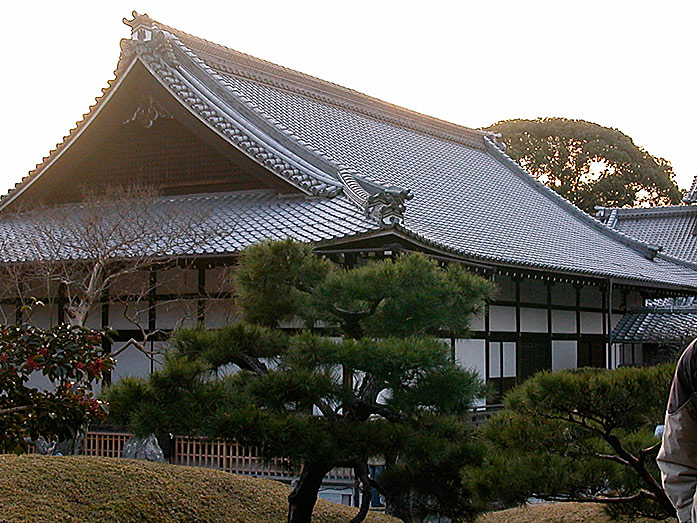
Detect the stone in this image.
<box><xmin>122</xmin><ymin>433</ymin><xmax>165</xmax><ymax>462</ymax></box>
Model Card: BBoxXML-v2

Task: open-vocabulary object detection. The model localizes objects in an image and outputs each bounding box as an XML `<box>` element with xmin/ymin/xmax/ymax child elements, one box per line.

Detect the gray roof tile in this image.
<box><xmin>201</xmin><ymin>71</ymin><xmax>697</xmax><ymax>288</ymax></box>
<box><xmin>3</xmin><ymin>17</ymin><xmax>697</xmax><ymax>292</ymax></box>
<box><xmin>612</xmin><ymin>307</ymin><xmax>697</xmax><ymax>343</ymax></box>
<box><xmin>601</xmin><ymin>206</ymin><xmax>697</xmax><ymax>264</ymax></box>
<box><xmin>0</xmin><ymin>192</ymin><xmax>381</xmax><ymax>263</ymax></box>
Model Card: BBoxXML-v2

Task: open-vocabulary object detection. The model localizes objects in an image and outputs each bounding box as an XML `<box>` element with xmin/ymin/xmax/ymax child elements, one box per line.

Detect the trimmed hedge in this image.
<box><xmin>0</xmin><ymin>455</ymin><xmax>397</xmax><ymax>522</ymax></box>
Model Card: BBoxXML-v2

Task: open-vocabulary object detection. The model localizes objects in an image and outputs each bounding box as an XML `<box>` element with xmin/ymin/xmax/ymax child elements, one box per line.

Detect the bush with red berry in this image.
<box><xmin>0</xmin><ymin>324</ymin><xmax>113</xmax><ymax>453</ymax></box>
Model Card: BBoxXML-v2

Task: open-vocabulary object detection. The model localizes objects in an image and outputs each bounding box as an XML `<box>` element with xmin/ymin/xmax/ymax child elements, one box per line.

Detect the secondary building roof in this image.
<box><xmin>2</xmin><ymin>12</ymin><xmax>697</xmax><ymax>292</ymax></box>
<box><xmin>612</xmin><ymin>299</ymin><xmax>697</xmax><ymax>344</ymax></box>
<box><xmin>597</xmin><ymin>205</ymin><xmax>697</xmax><ymax>264</ymax></box>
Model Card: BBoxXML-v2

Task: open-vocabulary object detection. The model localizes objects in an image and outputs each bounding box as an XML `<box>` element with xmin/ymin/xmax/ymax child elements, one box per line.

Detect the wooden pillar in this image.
<box><xmin>148</xmin><ymin>270</ymin><xmax>157</xmax><ymax>374</ymax></box>
<box><xmin>197</xmin><ymin>267</ymin><xmax>206</xmax><ymax>326</ymax></box>
<box><xmin>574</xmin><ymin>283</ymin><xmax>582</xmax><ymax>367</ymax></box>
<box><xmin>602</xmin><ymin>283</ymin><xmax>608</xmax><ymax>368</ymax></box>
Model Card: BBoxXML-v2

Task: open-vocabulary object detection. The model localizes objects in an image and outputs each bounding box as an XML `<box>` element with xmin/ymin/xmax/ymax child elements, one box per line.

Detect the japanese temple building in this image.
<box><xmin>3</xmin><ymin>12</ymin><xmax>697</xmax><ymax>403</ymax></box>
<box><xmin>597</xmin><ymin>178</ymin><xmax>697</xmax><ymax>363</ymax></box>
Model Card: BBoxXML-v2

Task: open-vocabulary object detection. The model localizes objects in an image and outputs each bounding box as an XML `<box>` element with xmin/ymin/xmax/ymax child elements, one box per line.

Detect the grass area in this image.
<box><xmin>0</xmin><ymin>454</ymin><xmax>397</xmax><ymax>522</ymax></box>
<box><xmin>477</xmin><ymin>502</ymin><xmax>675</xmax><ymax>522</ymax></box>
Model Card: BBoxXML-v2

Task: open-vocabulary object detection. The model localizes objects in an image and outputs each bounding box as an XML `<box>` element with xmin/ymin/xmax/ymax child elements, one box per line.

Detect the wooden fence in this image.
<box><xmin>78</xmin><ymin>431</ymin><xmax>354</xmax><ymax>483</ymax></box>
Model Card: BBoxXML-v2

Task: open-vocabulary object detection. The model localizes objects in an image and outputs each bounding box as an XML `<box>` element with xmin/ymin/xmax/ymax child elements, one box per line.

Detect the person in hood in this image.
<box><xmin>658</xmin><ymin>339</ymin><xmax>697</xmax><ymax>522</ymax></box>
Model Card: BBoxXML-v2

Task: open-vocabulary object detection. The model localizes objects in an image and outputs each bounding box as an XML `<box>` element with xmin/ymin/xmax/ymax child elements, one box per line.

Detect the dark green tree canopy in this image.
<box><xmin>486</xmin><ymin>118</ymin><xmax>682</xmax><ymax>213</ymax></box>
<box><xmin>105</xmin><ymin>240</ymin><xmax>496</xmax><ymax>523</ymax></box>
<box><xmin>466</xmin><ymin>365</ymin><xmax>675</xmax><ymax>520</ymax></box>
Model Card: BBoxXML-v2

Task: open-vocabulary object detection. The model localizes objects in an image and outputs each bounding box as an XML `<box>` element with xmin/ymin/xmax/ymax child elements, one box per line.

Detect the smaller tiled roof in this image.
<box><xmin>612</xmin><ymin>303</ymin><xmax>697</xmax><ymax>343</ymax></box>
<box><xmin>0</xmin><ymin>191</ymin><xmax>381</xmax><ymax>263</ymax></box>
<box><xmin>598</xmin><ymin>205</ymin><xmax>697</xmax><ymax>263</ymax></box>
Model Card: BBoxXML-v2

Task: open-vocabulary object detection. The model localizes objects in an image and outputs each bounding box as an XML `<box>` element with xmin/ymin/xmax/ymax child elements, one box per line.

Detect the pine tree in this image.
<box><xmin>105</xmin><ymin>239</ymin><xmax>495</xmax><ymax>523</ymax></box>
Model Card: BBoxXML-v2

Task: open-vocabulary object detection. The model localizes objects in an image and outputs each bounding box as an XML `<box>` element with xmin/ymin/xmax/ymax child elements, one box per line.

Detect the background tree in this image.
<box><xmin>0</xmin><ymin>184</ymin><xmax>218</xmax><ymax>327</ymax></box>
<box><xmin>0</xmin><ymin>323</ymin><xmax>111</xmax><ymax>453</ymax></box>
<box><xmin>105</xmin><ymin>239</ymin><xmax>496</xmax><ymax>523</ymax></box>
<box><xmin>0</xmin><ymin>184</ymin><xmax>223</xmax><ymax>371</ymax></box>
<box><xmin>486</xmin><ymin>118</ymin><xmax>682</xmax><ymax>213</ymax></box>
<box><xmin>465</xmin><ymin>365</ymin><xmax>675</xmax><ymax>520</ymax></box>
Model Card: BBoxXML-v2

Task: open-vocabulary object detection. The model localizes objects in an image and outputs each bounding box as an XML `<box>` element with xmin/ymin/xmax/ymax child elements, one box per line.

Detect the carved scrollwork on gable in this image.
<box><xmin>123</xmin><ymin>96</ymin><xmax>173</xmax><ymax>129</ymax></box>
<box><xmin>123</xmin><ymin>22</ymin><xmax>343</xmax><ymax>198</ymax></box>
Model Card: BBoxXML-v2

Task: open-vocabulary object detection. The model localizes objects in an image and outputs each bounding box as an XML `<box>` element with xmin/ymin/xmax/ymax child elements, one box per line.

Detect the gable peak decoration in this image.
<box><xmin>119</xmin><ymin>12</ymin><xmax>413</xmax><ymax>225</ymax></box>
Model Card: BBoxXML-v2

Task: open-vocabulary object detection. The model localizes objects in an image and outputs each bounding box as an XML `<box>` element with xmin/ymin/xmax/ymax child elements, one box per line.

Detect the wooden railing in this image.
<box><xmin>76</xmin><ymin>431</ymin><xmax>354</xmax><ymax>483</ymax></box>
<box><xmin>82</xmin><ymin>431</ymin><xmax>132</xmax><ymax>458</ymax></box>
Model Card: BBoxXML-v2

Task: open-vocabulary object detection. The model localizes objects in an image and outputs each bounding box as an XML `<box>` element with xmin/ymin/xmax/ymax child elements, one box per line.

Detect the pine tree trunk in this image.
<box><xmin>287</xmin><ymin>462</ymin><xmax>330</xmax><ymax>523</ymax></box>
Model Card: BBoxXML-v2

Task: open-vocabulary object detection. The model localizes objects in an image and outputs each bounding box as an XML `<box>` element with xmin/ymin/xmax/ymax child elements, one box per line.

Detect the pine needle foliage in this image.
<box><xmin>466</xmin><ymin>365</ymin><xmax>676</xmax><ymax>520</ymax></box>
<box><xmin>104</xmin><ymin>239</ymin><xmax>496</xmax><ymax>523</ymax></box>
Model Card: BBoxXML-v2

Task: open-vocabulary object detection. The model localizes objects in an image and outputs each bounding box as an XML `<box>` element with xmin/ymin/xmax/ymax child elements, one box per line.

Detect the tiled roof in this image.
<box><xmin>598</xmin><ymin>206</ymin><xmax>697</xmax><ymax>263</ymax></box>
<box><xmin>167</xmin><ymin>33</ymin><xmax>697</xmax><ymax>288</ymax></box>
<box><xmin>0</xmin><ymin>191</ymin><xmax>380</xmax><ymax>263</ymax></box>
<box><xmin>3</xmin><ymin>13</ymin><xmax>697</xmax><ymax>291</ymax></box>
<box><xmin>611</xmin><ymin>306</ymin><xmax>697</xmax><ymax>343</ymax></box>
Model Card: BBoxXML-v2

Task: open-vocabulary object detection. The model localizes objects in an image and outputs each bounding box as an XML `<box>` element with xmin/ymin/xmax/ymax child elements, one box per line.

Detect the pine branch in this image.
<box><xmin>0</xmin><ymin>405</ymin><xmax>32</xmax><ymax>416</ymax></box>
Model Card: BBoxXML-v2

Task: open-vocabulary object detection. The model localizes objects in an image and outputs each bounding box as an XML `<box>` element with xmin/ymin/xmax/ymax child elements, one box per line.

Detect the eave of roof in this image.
<box><xmin>611</xmin><ymin>308</ymin><xmax>697</xmax><ymax>343</ymax></box>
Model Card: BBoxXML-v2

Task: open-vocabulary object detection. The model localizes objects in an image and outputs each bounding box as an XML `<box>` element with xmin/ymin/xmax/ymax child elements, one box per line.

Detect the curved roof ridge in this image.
<box><xmin>148</xmin><ymin>17</ymin><xmax>493</xmax><ymax>150</ymax></box>
<box><xmin>655</xmin><ymin>251</ymin><xmax>697</xmax><ymax>271</ymax></box>
<box><xmin>149</xmin><ymin>21</ymin><xmax>413</xmax><ymax>224</ymax></box>
<box><xmin>601</xmin><ymin>205</ymin><xmax>697</xmax><ymax>218</ymax></box>
<box><xmin>483</xmin><ymin>137</ymin><xmax>663</xmax><ymax>261</ymax></box>
<box><xmin>684</xmin><ymin>174</ymin><xmax>697</xmax><ymax>203</ymax></box>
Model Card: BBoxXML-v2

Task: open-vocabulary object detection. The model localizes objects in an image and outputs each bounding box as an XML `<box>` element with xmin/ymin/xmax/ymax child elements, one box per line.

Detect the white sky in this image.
<box><xmin>2</xmin><ymin>1</ymin><xmax>695</xmax><ymax>195</ymax></box>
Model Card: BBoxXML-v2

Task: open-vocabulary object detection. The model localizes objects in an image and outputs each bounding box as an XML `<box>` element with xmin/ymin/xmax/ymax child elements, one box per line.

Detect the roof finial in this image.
<box><xmin>683</xmin><ymin>174</ymin><xmax>697</xmax><ymax>205</ymax></box>
<box><xmin>123</xmin><ymin>11</ymin><xmax>154</xmax><ymax>30</ymax></box>
<box><xmin>123</xmin><ymin>11</ymin><xmax>155</xmax><ymax>42</ymax></box>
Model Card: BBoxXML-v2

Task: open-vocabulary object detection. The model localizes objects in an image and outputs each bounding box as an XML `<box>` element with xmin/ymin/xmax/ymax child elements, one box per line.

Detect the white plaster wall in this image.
<box><xmin>205</xmin><ymin>267</ymin><xmax>236</xmax><ymax>295</ymax></box>
<box><xmin>520</xmin><ymin>279</ymin><xmax>546</xmax><ymax>304</ymax></box>
<box><xmin>489</xmin><ymin>306</ymin><xmax>516</xmax><ymax>332</ymax></box>
<box><xmin>26</xmin><ymin>371</ymin><xmax>54</xmax><ymax>392</ymax></box>
<box><xmin>520</xmin><ymin>307</ymin><xmax>547</xmax><ymax>333</ymax></box>
<box><xmin>0</xmin><ymin>304</ymin><xmax>15</xmax><ymax>324</ymax></box>
<box><xmin>551</xmin><ymin>309</ymin><xmax>576</xmax><ymax>334</ymax></box>
<box><xmin>84</xmin><ymin>307</ymin><xmax>103</xmax><ymax>330</ymax></box>
<box><xmin>469</xmin><ymin>310</ymin><xmax>485</xmax><ymax>332</ymax></box>
<box><xmin>26</xmin><ymin>304</ymin><xmax>58</xmax><ymax>328</ymax></box>
<box><xmin>552</xmin><ymin>340</ymin><xmax>577</xmax><ymax>371</ymax></box>
<box><xmin>111</xmin><ymin>341</ymin><xmax>154</xmax><ymax>381</ymax></box>
<box><xmin>489</xmin><ymin>341</ymin><xmax>516</xmax><ymax>378</ymax></box>
<box><xmin>455</xmin><ymin>338</ymin><xmax>486</xmax><ymax>407</ymax></box>
<box><xmin>580</xmin><ymin>311</ymin><xmax>603</xmax><ymax>334</ymax></box>
<box><xmin>580</xmin><ymin>286</ymin><xmax>603</xmax><ymax>308</ymax></box>
<box><xmin>455</xmin><ymin>339</ymin><xmax>486</xmax><ymax>380</ymax></box>
<box><xmin>110</xmin><ymin>271</ymin><xmax>149</xmax><ymax>296</ymax></box>
<box><xmin>551</xmin><ymin>282</ymin><xmax>576</xmax><ymax>306</ymax></box>
<box><xmin>205</xmin><ymin>299</ymin><xmax>239</xmax><ymax>328</ymax></box>
<box><xmin>502</xmin><ymin>342</ymin><xmax>516</xmax><ymax>377</ymax></box>
<box><xmin>155</xmin><ymin>300</ymin><xmax>198</xmax><ymax>330</ymax></box>
<box><xmin>22</xmin><ymin>278</ymin><xmax>54</xmax><ymax>300</ymax></box>
<box><xmin>157</xmin><ymin>268</ymin><xmax>198</xmax><ymax>295</ymax></box>
<box><xmin>109</xmin><ymin>301</ymin><xmax>149</xmax><ymax>330</ymax></box>
<box><xmin>610</xmin><ymin>313</ymin><xmax>622</xmax><ymax>330</ymax></box>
